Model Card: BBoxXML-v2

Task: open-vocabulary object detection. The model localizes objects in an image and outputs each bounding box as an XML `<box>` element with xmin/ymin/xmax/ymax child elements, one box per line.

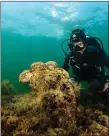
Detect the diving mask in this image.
<box><xmin>71</xmin><ymin>38</ymin><xmax>86</xmax><ymax>52</ymax></box>
<box><xmin>73</xmin><ymin>41</ymin><xmax>85</xmax><ymax>50</ymax></box>
<box><xmin>71</xmin><ymin>39</ymin><xmax>86</xmax><ymax>62</ymax></box>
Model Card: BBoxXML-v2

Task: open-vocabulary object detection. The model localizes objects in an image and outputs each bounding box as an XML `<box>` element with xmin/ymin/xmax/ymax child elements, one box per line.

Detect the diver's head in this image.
<box><xmin>69</xmin><ymin>29</ymin><xmax>87</xmax><ymax>52</ymax></box>
<box><xmin>69</xmin><ymin>29</ymin><xmax>87</xmax><ymax>61</ymax></box>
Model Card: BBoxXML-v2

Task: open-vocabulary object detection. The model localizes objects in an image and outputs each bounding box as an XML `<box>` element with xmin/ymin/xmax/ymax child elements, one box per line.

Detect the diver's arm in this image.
<box><xmin>63</xmin><ymin>56</ymin><xmax>70</xmax><ymax>71</ymax></box>
<box><xmin>104</xmin><ymin>55</ymin><xmax>109</xmax><ymax>69</ymax></box>
<box><xmin>63</xmin><ymin>51</ymin><xmax>73</xmax><ymax>71</ymax></box>
<box><xmin>93</xmin><ymin>47</ymin><xmax>109</xmax><ymax>70</ymax></box>
<box><xmin>100</xmin><ymin>49</ymin><xmax>109</xmax><ymax>69</ymax></box>
<box><xmin>99</xmin><ymin>49</ymin><xmax>109</xmax><ymax>69</ymax></box>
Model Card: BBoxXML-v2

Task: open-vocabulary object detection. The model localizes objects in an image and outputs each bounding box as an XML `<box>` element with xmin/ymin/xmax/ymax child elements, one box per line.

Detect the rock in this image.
<box><xmin>2</xmin><ymin>61</ymin><xmax>108</xmax><ymax>136</ymax></box>
<box><xmin>2</xmin><ymin>61</ymin><xmax>79</xmax><ymax>136</ymax></box>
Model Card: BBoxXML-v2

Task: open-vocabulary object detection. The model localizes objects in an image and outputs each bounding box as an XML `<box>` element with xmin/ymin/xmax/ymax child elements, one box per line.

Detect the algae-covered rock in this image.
<box><xmin>80</xmin><ymin>122</ymin><xmax>108</xmax><ymax>136</ymax></box>
<box><xmin>2</xmin><ymin>61</ymin><xmax>109</xmax><ymax>136</ymax></box>
<box><xmin>2</xmin><ymin>61</ymin><xmax>79</xmax><ymax>136</ymax></box>
<box><xmin>19</xmin><ymin>70</ymin><xmax>32</xmax><ymax>83</ymax></box>
<box><xmin>77</xmin><ymin>105</ymin><xmax>109</xmax><ymax>136</ymax></box>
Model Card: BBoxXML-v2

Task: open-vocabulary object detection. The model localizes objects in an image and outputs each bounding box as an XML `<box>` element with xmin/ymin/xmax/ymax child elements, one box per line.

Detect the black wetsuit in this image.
<box><xmin>63</xmin><ymin>37</ymin><xmax>109</xmax><ymax>85</ymax></box>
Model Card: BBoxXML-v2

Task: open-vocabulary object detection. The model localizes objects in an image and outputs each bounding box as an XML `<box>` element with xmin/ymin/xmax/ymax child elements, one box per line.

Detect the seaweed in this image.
<box><xmin>1</xmin><ymin>80</ymin><xmax>17</xmax><ymax>106</ymax></box>
<box><xmin>1</xmin><ymin>61</ymin><xmax>108</xmax><ymax>136</ymax></box>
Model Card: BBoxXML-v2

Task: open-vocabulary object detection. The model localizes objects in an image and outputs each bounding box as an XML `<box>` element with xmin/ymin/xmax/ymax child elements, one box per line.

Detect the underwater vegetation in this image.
<box><xmin>1</xmin><ymin>80</ymin><xmax>17</xmax><ymax>106</ymax></box>
<box><xmin>1</xmin><ymin>80</ymin><xmax>16</xmax><ymax>95</ymax></box>
<box><xmin>1</xmin><ymin>61</ymin><xmax>109</xmax><ymax>136</ymax></box>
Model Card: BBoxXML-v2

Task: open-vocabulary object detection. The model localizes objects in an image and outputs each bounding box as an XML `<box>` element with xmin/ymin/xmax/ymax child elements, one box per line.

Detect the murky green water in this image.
<box><xmin>1</xmin><ymin>2</ymin><xmax>108</xmax><ymax>92</ymax></box>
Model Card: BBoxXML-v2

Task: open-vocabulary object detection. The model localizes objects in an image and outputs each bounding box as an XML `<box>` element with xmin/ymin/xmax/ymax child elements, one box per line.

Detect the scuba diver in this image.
<box><xmin>62</xmin><ymin>29</ymin><xmax>109</xmax><ymax>105</ymax></box>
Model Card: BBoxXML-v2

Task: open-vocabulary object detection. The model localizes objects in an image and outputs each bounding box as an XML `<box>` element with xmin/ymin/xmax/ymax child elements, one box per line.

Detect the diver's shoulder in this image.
<box><xmin>86</xmin><ymin>36</ymin><xmax>101</xmax><ymax>52</ymax></box>
<box><xmin>86</xmin><ymin>46</ymin><xmax>98</xmax><ymax>53</ymax></box>
<box><xmin>86</xmin><ymin>36</ymin><xmax>97</xmax><ymax>43</ymax></box>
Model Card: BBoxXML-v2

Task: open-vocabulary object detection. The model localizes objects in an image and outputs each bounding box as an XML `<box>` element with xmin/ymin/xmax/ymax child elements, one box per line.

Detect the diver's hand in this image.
<box><xmin>70</xmin><ymin>78</ymin><xmax>76</xmax><ymax>83</ymax></box>
<box><xmin>97</xmin><ymin>82</ymin><xmax>109</xmax><ymax>94</ymax></box>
